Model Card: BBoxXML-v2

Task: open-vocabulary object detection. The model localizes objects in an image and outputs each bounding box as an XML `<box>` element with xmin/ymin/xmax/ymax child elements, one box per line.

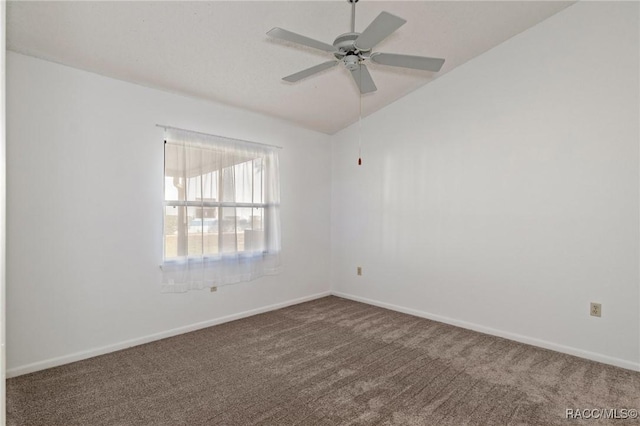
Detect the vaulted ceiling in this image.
<box><xmin>7</xmin><ymin>1</ymin><xmax>575</xmax><ymax>134</ymax></box>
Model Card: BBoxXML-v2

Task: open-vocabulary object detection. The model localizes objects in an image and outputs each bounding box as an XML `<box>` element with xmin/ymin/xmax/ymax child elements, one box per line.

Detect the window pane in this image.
<box><xmin>250</xmin><ymin>207</ymin><xmax>264</xmax><ymax>231</ymax></box>
<box><xmin>245</xmin><ymin>207</ymin><xmax>265</xmax><ymax>252</ymax></box>
<box><xmin>216</xmin><ymin>159</ymin><xmax>261</xmax><ymax>203</ymax></box>
<box><xmin>186</xmin><ymin>175</ymin><xmax>200</xmax><ymax>202</ymax></box>
<box><xmin>221</xmin><ymin>207</ymin><xmax>237</xmax><ymax>253</ymax></box>
<box><xmin>203</xmin><ymin>207</ymin><xmax>219</xmax><ymax>256</ymax></box>
<box><xmin>187</xmin><ymin>206</ymin><xmax>203</xmax><ymax>256</ymax></box>
<box><xmin>221</xmin><ymin>167</ymin><xmax>235</xmax><ymax>203</ymax></box>
<box><xmin>166</xmin><ymin>205</ymin><xmax>191</xmax><ymax>257</ymax></box>
<box><xmin>201</xmin><ymin>170</ymin><xmax>219</xmax><ymax>203</ymax></box>
<box><xmin>164</xmin><ymin>205</ymin><xmax>179</xmax><ymax>258</ymax></box>
<box><xmin>234</xmin><ymin>160</ymin><xmax>253</xmax><ymax>203</ymax></box>
<box><xmin>235</xmin><ymin>207</ymin><xmax>250</xmax><ymax>252</ymax></box>
<box><xmin>220</xmin><ymin>207</ymin><xmax>264</xmax><ymax>253</ymax></box>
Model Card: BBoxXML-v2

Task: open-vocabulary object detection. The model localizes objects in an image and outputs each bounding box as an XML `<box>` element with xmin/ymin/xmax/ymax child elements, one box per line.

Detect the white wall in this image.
<box><xmin>6</xmin><ymin>52</ymin><xmax>332</xmax><ymax>375</ymax></box>
<box><xmin>331</xmin><ymin>1</ymin><xmax>640</xmax><ymax>370</ymax></box>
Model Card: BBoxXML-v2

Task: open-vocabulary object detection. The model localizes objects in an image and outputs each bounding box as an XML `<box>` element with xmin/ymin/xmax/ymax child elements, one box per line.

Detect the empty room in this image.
<box><xmin>1</xmin><ymin>0</ymin><xmax>639</xmax><ymax>424</ymax></box>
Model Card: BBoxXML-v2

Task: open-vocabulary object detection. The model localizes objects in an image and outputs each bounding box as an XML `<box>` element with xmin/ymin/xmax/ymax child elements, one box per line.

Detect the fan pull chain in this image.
<box><xmin>358</xmin><ymin>66</ymin><xmax>362</xmax><ymax>166</ymax></box>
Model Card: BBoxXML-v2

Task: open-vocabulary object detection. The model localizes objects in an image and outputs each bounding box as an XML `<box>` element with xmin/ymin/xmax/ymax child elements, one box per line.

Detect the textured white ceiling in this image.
<box><xmin>7</xmin><ymin>1</ymin><xmax>575</xmax><ymax>134</ymax></box>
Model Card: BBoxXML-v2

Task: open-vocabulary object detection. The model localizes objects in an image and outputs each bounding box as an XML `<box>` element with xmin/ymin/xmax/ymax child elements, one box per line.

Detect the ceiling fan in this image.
<box><xmin>267</xmin><ymin>0</ymin><xmax>445</xmax><ymax>94</ymax></box>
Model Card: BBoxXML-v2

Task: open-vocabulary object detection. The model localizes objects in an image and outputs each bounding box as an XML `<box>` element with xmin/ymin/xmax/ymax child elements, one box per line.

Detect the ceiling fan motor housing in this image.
<box><xmin>333</xmin><ymin>32</ymin><xmax>371</xmax><ymax>51</ymax></box>
<box><xmin>333</xmin><ymin>32</ymin><xmax>361</xmax><ymax>52</ymax></box>
<box><xmin>333</xmin><ymin>32</ymin><xmax>370</xmax><ymax>70</ymax></box>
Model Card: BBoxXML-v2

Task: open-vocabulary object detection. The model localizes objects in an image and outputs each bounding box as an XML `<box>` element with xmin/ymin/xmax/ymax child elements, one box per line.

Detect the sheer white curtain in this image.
<box><xmin>161</xmin><ymin>128</ymin><xmax>281</xmax><ymax>292</ymax></box>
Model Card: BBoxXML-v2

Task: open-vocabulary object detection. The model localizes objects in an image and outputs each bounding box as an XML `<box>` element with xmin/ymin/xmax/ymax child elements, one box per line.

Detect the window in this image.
<box><xmin>161</xmin><ymin>128</ymin><xmax>281</xmax><ymax>292</ymax></box>
<box><xmin>164</xmin><ymin>155</ymin><xmax>267</xmax><ymax>258</ymax></box>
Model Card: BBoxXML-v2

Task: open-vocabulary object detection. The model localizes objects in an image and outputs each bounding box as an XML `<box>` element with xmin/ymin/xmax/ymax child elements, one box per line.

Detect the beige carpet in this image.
<box><xmin>7</xmin><ymin>296</ymin><xmax>640</xmax><ymax>425</ymax></box>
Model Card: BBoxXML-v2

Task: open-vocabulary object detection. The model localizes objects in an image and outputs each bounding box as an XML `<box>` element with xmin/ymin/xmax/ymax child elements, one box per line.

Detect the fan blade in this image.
<box><xmin>283</xmin><ymin>61</ymin><xmax>339</xmax><ymax>82</ymax></box>
<box><xmin>370</xmin><ymin>52</ymin><xmax>445</xmax><ymax>72</ymax></box>
<box><xmin>350</xmin><ymin>64</ymin><xmax>377</xmax><ymax>94</ymax></box>
<box><xmin>267</xmin><ymin>28</ymin><xmax>337</xmax><ymax>53</ymax></box>
<box><xmin>355</xmin><ymin>12</ymin><xmax>406</xmax><ymax>52</ymax></box>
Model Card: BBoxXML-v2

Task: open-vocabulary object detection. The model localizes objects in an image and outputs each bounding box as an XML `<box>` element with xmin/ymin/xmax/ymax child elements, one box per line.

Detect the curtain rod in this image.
<box><xmin>156</xmin><ymin>124</ymin><xmax>283</xmax><ymax>150</ymax></box>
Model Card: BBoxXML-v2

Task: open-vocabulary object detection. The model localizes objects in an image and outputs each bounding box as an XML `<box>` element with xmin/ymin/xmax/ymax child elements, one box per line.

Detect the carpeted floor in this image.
<box><xmin>7</xmin><ymin>296</ymin><xmax>640</xmax><ymax>425</ymax></box>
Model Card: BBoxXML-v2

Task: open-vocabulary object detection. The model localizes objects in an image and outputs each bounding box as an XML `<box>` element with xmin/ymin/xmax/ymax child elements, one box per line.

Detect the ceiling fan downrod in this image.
<box><xmin>349</xmin><ymin>0</ymin><xmax>359</xmax><ymax>33</ymax></box>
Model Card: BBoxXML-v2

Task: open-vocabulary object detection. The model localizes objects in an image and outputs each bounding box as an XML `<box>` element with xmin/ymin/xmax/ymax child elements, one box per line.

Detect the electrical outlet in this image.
<box><xmin>357</xmin><ymin>266</ymin><xmax>362</xmax><ymax>276</ymax></box>
<box><xmin>590</xmin><ymin>302</ymin><xmax>601</xmax><ymax>317</ymax></box>
<box><xmin>210</xmin><ymin>286</ymin><xmax>217</xmax><ymax>293</ymax></box>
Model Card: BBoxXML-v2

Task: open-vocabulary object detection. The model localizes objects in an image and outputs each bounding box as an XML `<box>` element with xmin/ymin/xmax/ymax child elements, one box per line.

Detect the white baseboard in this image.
<box><xmin>9</xmin><ymin>290</ymin><xmax>638</xmax><ymax>377</ymax></box>
<box><xmin>331</xmin><ymin>291</ymin><xmax>640</xmax><ymax>372</ymax></box>
<box><xmin>7</xmin><ymin>291</ymin><xmax>331</xmax><ymax>378</ymax></box>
